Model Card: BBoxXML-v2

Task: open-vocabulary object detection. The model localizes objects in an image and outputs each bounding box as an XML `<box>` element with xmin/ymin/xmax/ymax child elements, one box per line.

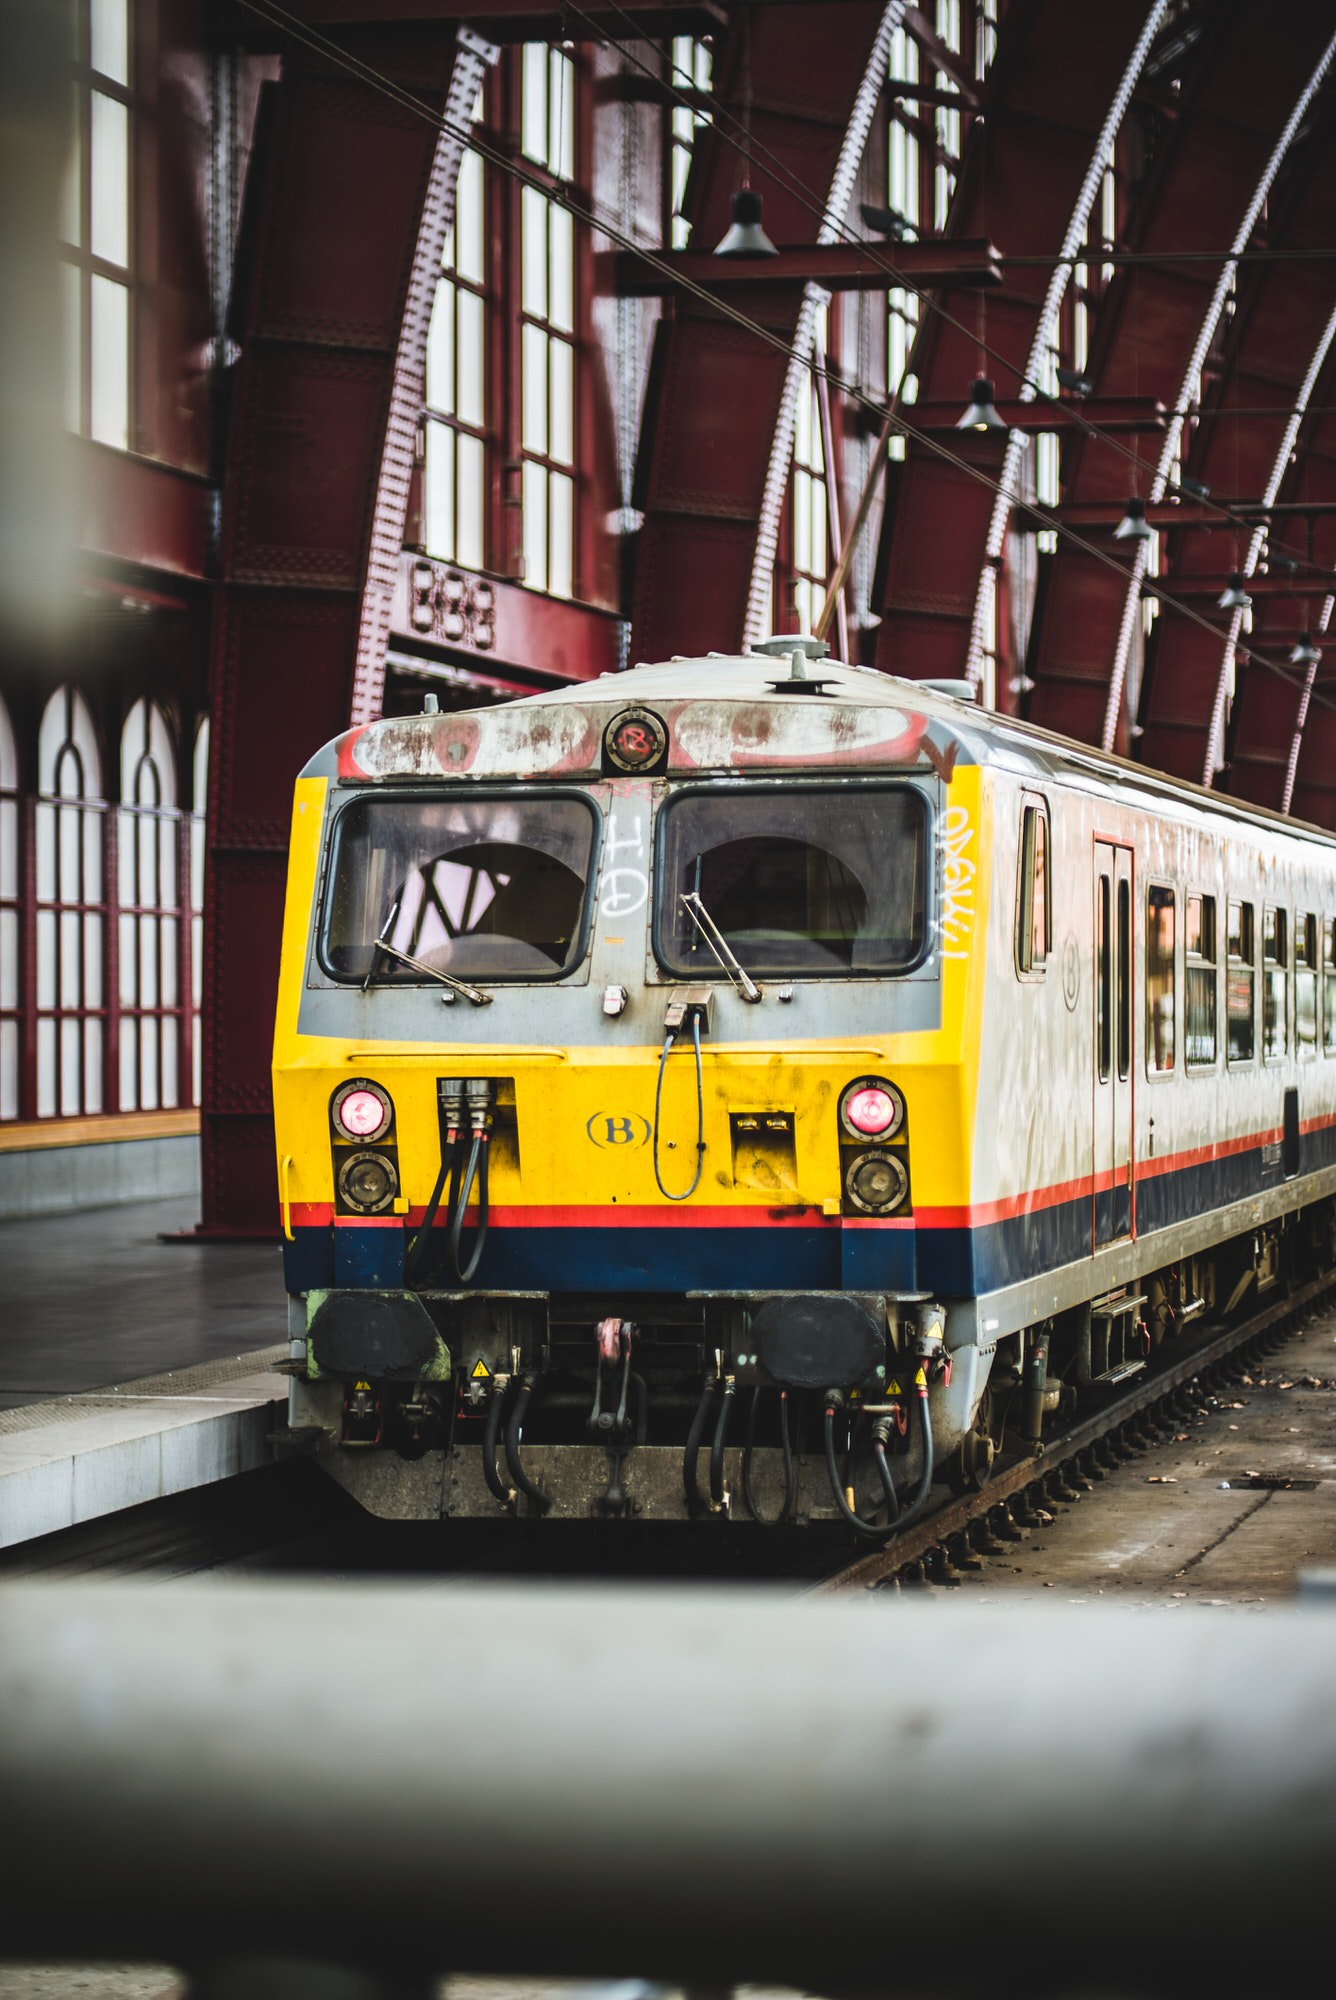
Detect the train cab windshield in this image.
<box><xmin>656</xmin><ymin>785</ymin><xmax>926</xmax><ymax>977</ymax></box>
<box><xmin>321</xmin><ymin>793</ymin><xmax>598</xmax><ymax>982</ymax></box>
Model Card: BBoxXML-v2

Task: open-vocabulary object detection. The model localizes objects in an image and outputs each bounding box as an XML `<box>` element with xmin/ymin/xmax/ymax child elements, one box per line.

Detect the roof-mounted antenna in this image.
<box><xmin>752</xmin><ymin>633</ymin><xmax>837</xmax><ymax>696</ymax></box>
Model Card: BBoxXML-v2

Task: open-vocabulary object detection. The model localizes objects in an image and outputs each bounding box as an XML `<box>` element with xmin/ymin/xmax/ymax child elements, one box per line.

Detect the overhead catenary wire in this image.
<box><xmin>234</xmin><ymin>0</ymin><xmax>1336</xmax><ymax>722</ymax></box>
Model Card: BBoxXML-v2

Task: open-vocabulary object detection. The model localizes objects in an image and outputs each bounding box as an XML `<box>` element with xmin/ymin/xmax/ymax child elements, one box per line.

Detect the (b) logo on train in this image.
<box><xmin>587</xmin><ymin>1112</ymin><xmax>651</xmax><ymax>1149</ymax></box>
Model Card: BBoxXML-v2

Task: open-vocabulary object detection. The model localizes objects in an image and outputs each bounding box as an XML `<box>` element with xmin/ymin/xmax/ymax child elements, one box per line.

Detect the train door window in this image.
<box><xmin>1263</xmin><ymin>906</ymin><xmax>1287</xmax><ymax>1062</ymax></box>
<box><xmin>1097</xmin><ymin>876</ymin><xmax>1110</xmax><ymax>1082</ymax></box>
<box><xmin>1185</xmin><ymin>892</ymin><xmax>1217</xmax><ymax>1067</ymax></box>
<box><xmin>1296</xmin><ymin>912</ymin><xmax>1317</xmax><ymax>1059</ymax></box>
<box><xmin>1325</xmin><ymin>919</ymin><xmax>1336</xmax><ymax>1055</ymax></box>
<box><xmin>1017</xmin><ymin>799</ymin><xmax>1050</xmax><ymax>975</ymax></box>
<box><xmin>1146</xmin><ymin>885</ymin><xmax>1175</xmax><ymax>1074</ymax></box>
<box><xmin>1227</xmin><ymin>900</ymin><xmax>1255</xmax><ymax>1063</ymax></box>
<box><xmin>1116</xmin><ymin>875</ymin><xmax>1130</xmax><ymax>1079</ymax></box>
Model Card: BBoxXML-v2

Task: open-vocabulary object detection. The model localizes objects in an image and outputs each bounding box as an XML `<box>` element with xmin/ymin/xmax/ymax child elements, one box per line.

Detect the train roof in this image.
<box><xmin>310</xmin><ymin>650</ymin><xmax>1336</xmax><ymax>850</ymax></box>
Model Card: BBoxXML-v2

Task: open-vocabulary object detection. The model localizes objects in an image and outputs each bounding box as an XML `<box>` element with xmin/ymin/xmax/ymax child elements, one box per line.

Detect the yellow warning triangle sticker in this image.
<box><xmin>470</xmin><ymin>1359</ymin><xmax>492</xmax><ymax>1381</ymax></box>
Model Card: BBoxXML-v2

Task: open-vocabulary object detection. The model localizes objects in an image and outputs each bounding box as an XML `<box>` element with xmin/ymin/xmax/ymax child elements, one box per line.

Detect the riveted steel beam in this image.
<box><xmin>610</xmin><ymin>238</ymin><xmax>1003</xmax><ymax>292</ymax></box>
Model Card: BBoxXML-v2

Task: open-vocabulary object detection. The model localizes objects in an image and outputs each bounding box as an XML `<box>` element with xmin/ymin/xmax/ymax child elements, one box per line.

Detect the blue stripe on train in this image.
<box><xmin>283</xmin><ymin>1124</ymin><xmax>1336</xmax><ymax>1302</ymax></box>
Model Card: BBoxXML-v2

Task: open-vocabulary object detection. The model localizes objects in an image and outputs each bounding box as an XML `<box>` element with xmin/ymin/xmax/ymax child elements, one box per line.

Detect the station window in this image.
<box><xmin>666</xmin><ymin>35</ymin><xmax>712</xmax><ymax>247</ymax></box>
<box><xmin>1016</xmin><ymin>800</ymin><xmax>1050</xmax><ymax>973</ymax></box>
<box><xmin>423</xmin><ymin>148</ymin><xmax>487</xmax><ymax>573</ymax></box>
<box><xmin>1263</xmin><ymin>906</ymin><xmax>1287</xmax><ymax>1062</ymax></box>
<box><xmin>1227</xmin><ymin>900</ymin><xmax>1256</xmax><ymax>1063</ymax></box>
<box><xmin>790</xmin><ymin>307</ymin><xmax>832</xmax><ymax>637</ymax></box>
<box><xmin>518</xmin><ymin>43</ymin><xmax>578</xmax><ymax>599</ymax></box>
<box><xmin>1185</xmin><ymin>892</ymin><xmax>1217</xmax><ymax>1067</ymax></box>
<box><xmin>117</xmin><ymin>701</ymin><xmax>181</xmax><ymax>1112</ymax></box>
<box><xmin>0</xmin><ymin>695</ymin><xmax>19</xmax><ymax>1119</ymax></box>
<box><xmin>1325</xmin><ymin>918</ymin><xmax>1336</xmax><ymax>1056</ymax></box>
<box><xmin>190</xmin><ymin>719</ymin><xmax>209</xmax><ymax>1107</ymax></box>
<box><xmin>1296</xmin><ymin>912</ymin><xmax>1317</xmax><ymax>1060</ymax></box>
<box><xmin>35</xmin><ymin>688</ymin><xmax>105</xmax><ymax>1117</ymax></box>
<box><xmin>1146</xmin><ymin>886</ymin><xmax>1175</xmax><ymax>1074</ymax></box>
<box><xmin>62</xmin><ymin>0</ymin><xmax>133</xmax><ymax>449</ymax></box>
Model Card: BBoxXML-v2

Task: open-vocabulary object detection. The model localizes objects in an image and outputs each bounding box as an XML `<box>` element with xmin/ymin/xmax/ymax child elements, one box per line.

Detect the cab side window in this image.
<box><xmin>1017</xmin><ymin>800</ymin><xmax>1050</xmax><ymax>975</ymax></box>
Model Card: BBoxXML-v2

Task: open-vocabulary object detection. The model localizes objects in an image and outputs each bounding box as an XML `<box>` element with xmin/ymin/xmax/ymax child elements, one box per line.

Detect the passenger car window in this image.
<box><xmin>1017</xmin><ymin>800</ymin><xmax>1050</xmax><ymax>974</ymax></box>
<box><xmin>656</xmin><ymin>786</ymin><xmax>925</xmax><ymax>978</ymax></box>
<box><xmin>1297</xmin><ymin>912</ymin><xmax>1317</xmax><ymax>1058</ymax></box>
<box><xmin>1325</xmin><ymin>918</ymin><xmax>1336</xmax><ymax>1055</ymax></box>
<box><xmin>1185</xmin><ymin>892</ymin><xmax>1217</xmax><ymax>1067</ymax></box>
<box><xmin>1263</xmin><ymin>905</ymin><xmax>1287</xmax><ymax>1061</ymax></box>
<box><xmin>321</xmin><ymin>793</ymin><xmax>598</xmax><ymax>981</ymax></box>
<box><xmin>1146</xmin><ymin>886</ymin><xmax>1176</xmax><ymax>1074</ymax></box>
<box><xmin>1227</xmin><ymin>899</ymin><xmax>1255</xmax><ymax>1063</ymax></box>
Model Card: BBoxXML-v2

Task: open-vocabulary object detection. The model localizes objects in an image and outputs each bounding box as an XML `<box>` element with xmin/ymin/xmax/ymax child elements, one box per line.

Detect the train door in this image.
<box><xmin>1093</xmin><ymin>841</ymin><xmax>1134</xmax><ymax>1246</ymax></box>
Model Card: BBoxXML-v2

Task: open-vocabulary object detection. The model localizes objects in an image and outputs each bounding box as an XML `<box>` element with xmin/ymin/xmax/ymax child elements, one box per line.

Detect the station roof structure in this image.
<box><xmin>5</xmin><ymin>0</ymin><xmax>1336</xmax><ymax>1229</ymax></box>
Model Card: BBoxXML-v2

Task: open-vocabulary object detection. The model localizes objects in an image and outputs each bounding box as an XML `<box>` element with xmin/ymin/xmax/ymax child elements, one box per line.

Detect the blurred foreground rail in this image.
<box><xmin>1</xmin><ymin>1578</ymin><xmax>1333</xmax><ymax>1994</ymax></box>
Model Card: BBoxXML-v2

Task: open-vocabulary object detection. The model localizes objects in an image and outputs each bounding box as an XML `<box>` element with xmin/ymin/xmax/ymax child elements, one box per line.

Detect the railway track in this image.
<box><xmin>813</xmin><ymin>1268</ymin><xmax>1336</xmax><ymax>1593</ymax></box>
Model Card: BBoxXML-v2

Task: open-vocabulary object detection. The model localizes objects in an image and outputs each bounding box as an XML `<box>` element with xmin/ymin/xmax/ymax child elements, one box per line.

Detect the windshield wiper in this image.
<box><xmin>363</xmin><ymin>907</ymin><xmax>491</xmax><ymax>1006</ymax></box>
<box><xmin>680</xmin><ymin>891</ymin><xmax>763</xmax><ymax>1003</ymax></box>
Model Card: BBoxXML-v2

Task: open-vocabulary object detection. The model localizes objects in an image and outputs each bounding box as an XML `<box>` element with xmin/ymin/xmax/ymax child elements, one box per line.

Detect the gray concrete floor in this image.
<box><xmin>945</xmin><ymin>1297</ymin><xmax>1336</xmax><ymax>1608</ymax></box>
<box><xmin>0</xmin><ymin>1197</ymin><xmax>284</xmax><ymax>1407</ymax></box>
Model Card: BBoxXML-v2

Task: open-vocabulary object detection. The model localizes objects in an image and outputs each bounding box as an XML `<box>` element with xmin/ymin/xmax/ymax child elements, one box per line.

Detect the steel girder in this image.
<box><xmin>1026</xmin><ymin>1</ymin><xmax>1336</xmax><ymax>753</ymax></box>
<box><xmin>628</xmin><ymin>1</ymin><xmax>888</xmax><ymax>665</ymax></box>
<box><xmin>200</xmin><ymin>41</ymin><xmax>463</xmax><ymax>1234</ymax></box>
<box><xmin>1142</xmin><ymin>91</ymin><xmax>1336</xmax><ymax>805</ymax></box>
<box><xmin>869</xmin><ymin>0</ymin><xmax>1159</xmax><ymax>687</ymax></box>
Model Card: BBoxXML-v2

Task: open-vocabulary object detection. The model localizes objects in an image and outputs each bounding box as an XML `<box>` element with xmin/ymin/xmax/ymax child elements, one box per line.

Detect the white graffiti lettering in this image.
<box><xmin>600</xmin><ymin>812</ymin><xmax>648</xmax><ymax>917</ymax></box>
<box><xmin>938</xmin><ymin>802</ymin><xmax>975</xmax><ymax>961</ymax></box>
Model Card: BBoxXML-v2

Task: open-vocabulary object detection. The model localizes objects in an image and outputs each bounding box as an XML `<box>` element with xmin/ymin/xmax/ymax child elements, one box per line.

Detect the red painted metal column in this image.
<box><xmin>199</xmin><ymin>39</ymin><xmax>462</xmax><ymax>1235</ymax></box>
<box><xmin>1274</xmin><ymin>386</ymin><xmax>1336</xmax><ymax>829</ymax></box>
<box><xmin>629</xmin><ymin>2</ymin><xmax>886</xmax><ymax>666</ymax></box>
<box><xmin>870</xmin><ymin>0</ymin><xmax>1157</xmax><ymax>688</ymax></box>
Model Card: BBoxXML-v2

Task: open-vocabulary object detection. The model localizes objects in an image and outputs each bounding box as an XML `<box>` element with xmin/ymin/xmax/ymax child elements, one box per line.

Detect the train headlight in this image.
<box><xmin>604</xmin><ymin>706</ymin><xmax>668</xmax><ymax>773</ymax></box>
<box><xmin>839</xmin><ymin>1077</ymin><xmax>905</xmax><ymax>1141</ymax></box>
<box><xmin>844</xmin><ymin>1149</ymin><xmax>909</xmax><ymax>1216</ymax></box>
<box><xmin>338</xmin><ymin>1149</ymin><xmax>399</xmax><ymax>1214</ymax></box>
<box><xmin>332</xmin><ymin>1080</ymin><xmax>393</xmax><ymax>1142</ymax></box>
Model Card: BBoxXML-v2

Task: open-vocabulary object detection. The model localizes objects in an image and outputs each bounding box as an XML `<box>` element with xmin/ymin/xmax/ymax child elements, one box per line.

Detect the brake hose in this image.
<box><xmin>405</xmin><ymin>1109</ymin><xmax>460</xmax><ymax>1287</ymax></box>
<box><xmin>481</xmin><ymin>1378</ymin><xmax>510</xmax><ymax>1505</ymax></box>
<box><xmin>447</xmin><ymin>1130</ymin><xmax>490</xmax><ymax>1284</ymax></box>
<box><xmin>652</xmin><ymin>1013</ymin><xmax>706</xmax><ymax>1201</ymax></box>
<box><xmin>887</xmin><ymin>1381</ymin><xmax>936</xmax><ymax>1531</ymax></box>
<box><xmin>741</xmin><ymin>1385</ymin><xmax>796</xmax><ymax>1526</ymax></box>
<box><xmin>823</xmin><ymin>1398</ymin><xmax>905</xmax><ymax>1544</ymax></box>
<box><xmin>504</xmin><ymin>1373</ymin><xmax>551</xmax><ymax>1515</ymax></box>
<box><xmin>682</xmin><ymin>1378</ymin><xmax>718</xmax><ymax>1516</ymax></box>
<box><xmin>708</xmin><ymin>1373</ymin><xmax>736</xmax><ymax>1510</ymax></box>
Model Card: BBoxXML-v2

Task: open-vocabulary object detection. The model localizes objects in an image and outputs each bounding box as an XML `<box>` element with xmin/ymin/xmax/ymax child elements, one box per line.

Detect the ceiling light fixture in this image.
<box><xmin>1218</xmin><ymin>571</ymin><xmax>1252</xmax><ymax>611</ymax></box>
<box><xmin>1113</xmin><ymin>498</ymin><xmax>1153</xmax><ymax>542</ymax></box>
<box><xmin>714</xmin><ymin>188</ymin><xmax>778</xmax><ymax>259</ymax></box>
<box><xmin>957</xmin><ymin>377</ymin><xmax>1006</xmax><ymax>430</ymax></box>
<box><xmin>1289</xmin><ymin>633</ymin><xmax>1321</xmax><ymax>666</ymax></box>
<box><xmin>1055</xmin><ymin>367</ymin><xmax>1093</xmax><ymax>397</ymax></box>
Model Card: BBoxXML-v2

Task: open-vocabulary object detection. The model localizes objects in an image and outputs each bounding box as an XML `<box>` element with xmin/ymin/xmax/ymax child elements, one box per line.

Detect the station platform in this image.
<box><xmin>0</xmin><ymin>1197</ymin><xmax>286</xmax><ymax>1548</ymax></box>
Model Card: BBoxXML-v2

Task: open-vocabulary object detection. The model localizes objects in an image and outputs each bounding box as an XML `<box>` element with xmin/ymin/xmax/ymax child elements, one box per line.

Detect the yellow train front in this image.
<box><xmin>273</xmin><ymin>643</ymin><xmax>983</xmax><ymax>1526</ymax></box>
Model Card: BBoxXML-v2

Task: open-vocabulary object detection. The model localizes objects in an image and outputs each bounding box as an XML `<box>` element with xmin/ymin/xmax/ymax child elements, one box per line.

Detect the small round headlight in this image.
<box><xmin>332</xmin><ymin>1080</ymin><xmax>392</xmax><ymax>1142</ymax></box>
<box><xmin>844</xmin><ymin>1149</ymin><xmax>909</xmax><ymax>1216</ymax></box>
<box><xmin>839</xmin><ymin>1077</ymin><xmax>905</xmax><ymax>1141</ymax></box>
<box><xmin>338</xmin><ymin>1150</ymin><xmax>398</xmax><ymax>1214</ymax></box>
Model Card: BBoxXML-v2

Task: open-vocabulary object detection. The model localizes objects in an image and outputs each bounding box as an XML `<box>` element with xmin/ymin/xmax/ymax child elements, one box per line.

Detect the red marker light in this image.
<box><xmin>333</xmin><ymin>1081</ymin><xmax>392</xmax><ymax>1142</ymax></box>
<box><xmin>844</xmin><ymin>1087</ymin><xmax>897</xmax><ymax>1136</ymax></box>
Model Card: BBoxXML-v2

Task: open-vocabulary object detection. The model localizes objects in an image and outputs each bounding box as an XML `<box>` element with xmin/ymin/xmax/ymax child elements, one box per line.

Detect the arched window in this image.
<box><xmin>0</xmin><ymin>695</ymin><xmax>19</xmax><ymax>1119</ymax></box>
<box><xmin>190</xmin><ymin>716</ymin><xmax>209</xmax><ymax>1107</ymax></box>
<box><xmin>118</xmin><ymin>699</ymin><xmax>180</xmax><ymax>1110</ymax></box>
<box><xmin>36</xmin><ymin>687</ymin><xmax>105</xmax><ymax>1116</ymax></box>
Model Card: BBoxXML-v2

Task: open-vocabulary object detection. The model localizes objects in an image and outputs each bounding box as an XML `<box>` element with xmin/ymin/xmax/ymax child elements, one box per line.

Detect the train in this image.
<box><xmin>272</xmin><ymin>636</ymin><xmax>1336</xmax><ymax>1529</ymax></box>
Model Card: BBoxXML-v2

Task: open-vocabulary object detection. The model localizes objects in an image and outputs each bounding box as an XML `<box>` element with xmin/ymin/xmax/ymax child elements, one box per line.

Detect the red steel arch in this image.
<box><xmin>629</xmin><ymin>1</ymin><xmax>887</xmax><ymax>665</ymax></box>
<box><xmin>1026</xmin><ymin>0</ymin><xmax>1336</xmax><ymax>753</ymax></box>
<box><xmin>869</xmin><ymin>0</ymin><xmax>1157</xmax><ymax>687</ymax></box>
